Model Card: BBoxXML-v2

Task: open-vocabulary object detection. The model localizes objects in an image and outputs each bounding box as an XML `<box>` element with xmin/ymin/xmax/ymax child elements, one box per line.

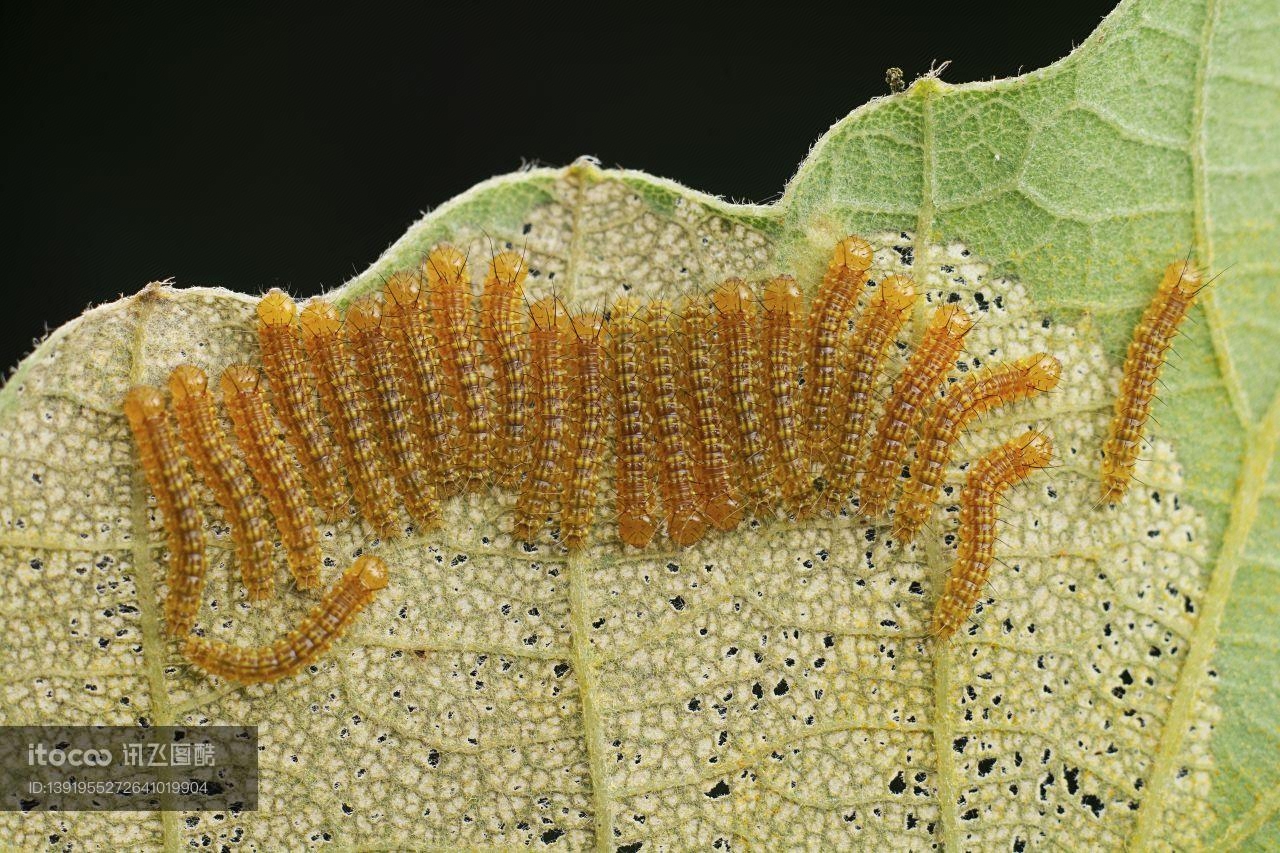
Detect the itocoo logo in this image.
<box><xmin>27</xmin><ymin>743</ymin><xmax>112</xmax><ymax>766</ymax></box>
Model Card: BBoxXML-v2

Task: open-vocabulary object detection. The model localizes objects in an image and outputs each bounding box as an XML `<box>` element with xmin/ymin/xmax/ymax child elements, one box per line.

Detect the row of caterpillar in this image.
<box><xmin>125</xmin><ymin>242</ymin><xmax>1210</xmax><ymax>661</ymax></box>
<box><xmin>132</xmin><ymin>236</ymin><xmax>1066</xmax><ymax>556</ymax></box>
<box><xmin>124</xmin><ymin>234</ymin><xmax>1069</xmax><ymax>669</ymax></box>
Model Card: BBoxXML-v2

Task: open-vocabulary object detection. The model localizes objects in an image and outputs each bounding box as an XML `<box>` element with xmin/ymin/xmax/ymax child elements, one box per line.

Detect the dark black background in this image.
<box><xmin>4</xmin><ymin>3</ymin><xmax>1117</xmax><ymax>372</ymax></box>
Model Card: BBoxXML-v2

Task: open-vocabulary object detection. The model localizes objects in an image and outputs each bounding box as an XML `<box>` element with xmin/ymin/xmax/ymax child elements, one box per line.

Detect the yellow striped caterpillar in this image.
<box><xmin>804</xmin><ymin>236</ymin><xmax>874</xmax><ymax>463</ymax></box>
<box><xmin>256</xmin><ymin>289</ymin><xmax>347</xmax><ymax>519</ymax></box>
<box><xmin>513</xmin><ymin>297</ymin><xmax>569</xmax><ymax>544</ymax></box>
<box><xmin>482</xmin><ymin>251</ymin><xmax>531</xmax><ymax>488</ymax></box>
<box><xmin>345</xmin><ymin>295</ymin><xmax>441</xmax><ymax>530</ymax></box>
<box><xmin>859</xmin><ymin>303</ymin><xmax>973</xmax><ymax>518</ymax></box>
<box><xmin>298</xmin><ymin>299</ymin><xmax>400</xmax><ymax>537</ymax></box>
<box><xmin>424</xmin><ymin>244</ymin><xmax>491</xmax><ymax>489</ymax></box>
<box><xmin>123</xmin><ymin>385</ymin><xmax>208</xmax><ymax>636</ymax></box>
<box><xmin>219</xmin><ymin>365</ymin><xmax>322</xmax><ymax>591</ymax></box>
<box><xmin>1100</xmin><ymin>260</ymin><xmax>1205</xmax><ymax>504</ymax></box>
<box><xmin>933</xmin><ymin>431</ymin><xmax>1053</xmax><ymax>639</ymax></box>
<box><xmin>896</xmin><ymin>353</ymin><xmax>1061</xmax><ymax>542</ymax></box>
<box><xmin>609</xmin><ymin>297</ymin><xmax>659</xmax><ymax>549</ymax></box>
<box><xmin>817</xmin><ymin>273</ymin><xmax>916</xmax><ymax>516</ymax></box>
<box><xmin>168</xmin><ymin>365</ymin><xmax>275</xmax><ymax>601</ymax></box>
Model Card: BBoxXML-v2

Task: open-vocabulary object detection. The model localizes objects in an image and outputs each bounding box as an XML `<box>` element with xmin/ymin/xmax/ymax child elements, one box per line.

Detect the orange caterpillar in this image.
<box><xmin>933</xmin><ymin>431</ymin><xmax>1053</xmax><ymax>639</ymax></box>
<box><xmin>803</xmin><ymin>236</ymin><xmax>874</xmax><ymax>462</ymax></box>
<box><xmin>561</xmin><ymin>313</ymin><xmax>608</xmax><ymax>551</ymax></box>
<box><xmin>819</xmin><ymin>274</ymin><xmax>916</xmax><ymax>515</ymax></box>
<box><xmin>608</xmin><ymin>297</ymin><xmax>659</xmax><ymax>548</ymax></box>
<box><xmin>896</xmin><ymin>353</ymin><xmax>1061</xmax><ymax>542</ymax></box>
<box><xmin>299</xmin><ymin>299</ymin><xmax>400</xmax><ymax>537</ymax></box>
<box><xmin>644</xmin><ymin>300</ymin><xmax>709</xmax><ymax>547</ymax></box>
<box><xmin>482</xmin><ymin>251</ymin><xmax>531</xmax><ymax>488</ymax></box>
<box><xmin>760</xmin><ymin>275</ymin><xmax>811</xmax><ymax>511</ymax></box>
<box><xmin>513</xmin><ymin>298</ymin><xmax>569</xmax><ymax>543</ymax></box>
<box><xmin>182</xmin><ymin>554</ymin><xmax>388</xmax><ymax>683</ymax></box>
<box><xmin>681</xmin><ymin>295</ymin><xmax>743</xmax><ymax>531</ymax></box>
<box><xmin>220</xmin><ymin>365</ymin><xmax>321</xmax><ymax>591</ymax></box>
<box><xmin>382</xmin><ymin>271</ymin><xmax>461</xmax><ymax>497</ymax></box>
<box><xmin>168</xmin><ymin>365</ymin><xmax>275</xmax><ymax>601</ymax></box>
<box><xmin>1101</xmin><ymin>260</ymin><xmax>1205</xmax><ymax>503</ymax></box>
<box><xmin>424</xmin><ymin>244</ymin><xmax>491</xmax><ymax>489</ymax></box>
<box><xmin>256</xmin><ymin>290</ymin><xmax>347</xmax><ymax>519</ymax></box>
<box><xmin>123</xmin><ymin>386</ymin><xmax>208</xmax><ymax>636</ymax></box>
<box><xmin>859</xmin><ymin>303</ymin><xmax>974</xmax><ymax>518</ymax></box>
<box><xmin>712</xmin><ymin>278</ymin><xmax>779</xmax><ymax>511</ymax></box>
<box><xmin>345</xmin><ymin>296</ymin><xmax>440</xmax><ymax>530</ymax></box>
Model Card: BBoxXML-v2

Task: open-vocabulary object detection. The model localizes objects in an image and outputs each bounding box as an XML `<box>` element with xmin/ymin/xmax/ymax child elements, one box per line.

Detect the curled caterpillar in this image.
<box><xmin>933</xmin><ymin>431</ymin><xmax>1053</xmax><ymax>639</ymax></box>
<box><xmin>1100</xmin><ymin>260</ymin><xmax>1205</xmax><ymax>504</ymax></box>
<box><xmin>182</xmin><ymin>555</ymin><xmax>388</xmax><ymax>683</ymax></box>
<box><xmin>123</xmin><ymin>386</ymin><xmax>208</xmax><ymax>636</ymax></box>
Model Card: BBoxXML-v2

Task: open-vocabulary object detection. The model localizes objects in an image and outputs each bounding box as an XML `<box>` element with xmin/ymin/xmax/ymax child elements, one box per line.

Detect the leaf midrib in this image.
<box><xmin>129</xmin><ymin>293</ymin><xmax>185</xmax><ymax>853</ymax></box>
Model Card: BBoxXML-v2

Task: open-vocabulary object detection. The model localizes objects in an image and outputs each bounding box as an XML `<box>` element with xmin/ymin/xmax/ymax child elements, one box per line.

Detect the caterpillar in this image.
<box><xmin>712</xmin><ymin>278</ymin><xmax>780</xmax><ymax>512</ymax></box>
<box><xmin>256</xmin><ymin>289</ymin><xmax>347</xmax><ymax>519</ymax></box>
<box><xmin>168</xmin><ymin>365</ymin><xmax>275</xmax><ymax>601</ymax></box>
<box><xmin>381</xmin><ymin>271</ymin><xmax>462</xmax><ymax>498</ymax></box>
<box><xmin>644</xmin><ymin>300</ymin><xmax>709</xmax><ymax>547</ymax></box>
<box><xmin>859</xmin><ymin>303</ymin><xmax>974</xmax><ymax>519</ymax></box>
<box><xmin>423</xmin><ymin>244</ymin><xmax>492</xmax><ymax>489</ymax></box>
<box><xmin>345</xmin><ymin>295</ymin><xmax>441</xmax><ymax>530</ymax></box>
<box><xmin>803</xmin><ymin>235</ymin><xmax>874</xmax><ymax>463</ymax></box>
<box><xmin>513</xmin><ymin>297</ymin><xmax>569</xmax><ymax>544</ymax></box>
<box><xmin>561</xmin><ymin>312</ymin><xmax>608</xmax><ymax>551</ymax></box>
<box><xmin>896</xmin><ymin>353</ymin><xmax>1061</xmax><ymax>542</ymax></box>
<box><xmin>182</xmin><ymin>554</ymin><xmax>388</xmax><ymax>684</ymax></box>
<box><xmin>1100</xmin><ymin>259</ymin><xmax>1205</xmax><ymax>504</ymax></box>
<box><xmin>482</xmin><ymin>251</ymin><xmax>531</xmax><ymax>488</ymax></box>
<box><xmin>608</xmin><ymin>297</ymin><xmax>659</xmax><ymax>549</ymax></box>
<box><xmin>933</xmin><ymin>430</ymin><xmax>1053</xmax><ymax>639</ymax></box>
<box><xmin>680</xmin><ymin>294</ymin><xmax>744</xmax><ymax>531</ymax></box>
<box><xmin>219</xmin><ymin>365</ymin><xmax>322</xmax><ymax>591</ymax></box>
<box><xmin>817</xmin><ymin>273</ymin><xmax>916</xmax><ymax>516</ymax></box>
<box><xmin>298</xmin><ymin>299</ymin><xmax>401</xmax><ymax>537</ymax></box>
<box><xmin>760</xmin><ymin>275</ymin><xmax>811</xmax><ymax>512</ymax></box>
<box><xmin>123</xmin><ymin>386</ymin><xmax>208</xmax><ymax>636</ymax></box>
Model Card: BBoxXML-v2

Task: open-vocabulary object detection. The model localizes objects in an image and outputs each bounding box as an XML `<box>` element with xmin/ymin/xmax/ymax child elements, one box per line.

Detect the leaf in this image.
<box><xmin>1</xmin><ymin>0</ymin><xmax>1276</xmax><ymax>848</ymax></box>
